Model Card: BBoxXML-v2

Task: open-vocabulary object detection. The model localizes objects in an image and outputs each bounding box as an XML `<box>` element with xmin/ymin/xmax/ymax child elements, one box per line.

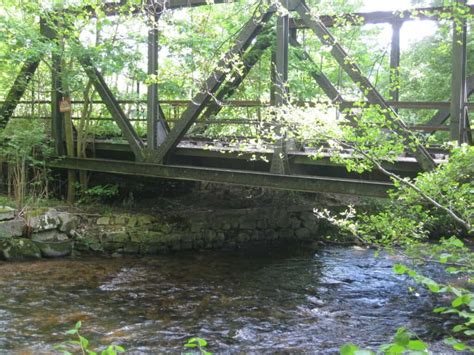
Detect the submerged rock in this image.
<box><xmin>0</xmin><ymin>238</ymin><xmax>41</xmax><ymax>260</ymax></box>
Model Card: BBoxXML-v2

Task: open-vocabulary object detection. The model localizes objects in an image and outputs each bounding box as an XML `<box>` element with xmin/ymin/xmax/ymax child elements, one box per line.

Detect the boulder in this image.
<box><xmin>0</xmin><ymin>238</ymin><xmax>41</xmax><ymax>260</ymax></box>
<box><xmin>32</xmin><ymin>230</ymin><xmax>69</xmax><ymax>242</ymax></box>
<box><xmin>0</xmin><ymin>219</ymin><xmax>25</xmax><ymax>238</ymax></box>
<box><xmin>57</xmin><ymin>213</ymin><xmax>79</xmax><ymax>234</ymax></box>
<box><xmin>27</xmin><ymin>209</ymin><xmax>61</xmax><ymax>231</ymax></box>
<box><xmin>31</xmin><ymin>230</ymin><xmax>72</xmax><ymax>257</ymax></box>
<box><xmin>0</xmin><ymin>206</ymin><xmax>15</xmax><ymax>221</ymax></box>
<box><xmin>34</xmin><ymin>239</ymin><xmax>73</xmax><ymax>258</ymax></box>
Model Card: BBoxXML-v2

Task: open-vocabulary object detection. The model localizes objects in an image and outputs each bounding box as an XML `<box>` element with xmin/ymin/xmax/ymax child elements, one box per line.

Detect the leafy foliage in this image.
<box><xmin>340</xmin><ymin>327</ymin><xmax>429</xmax><ymax>354</ymax></box>
<box><xmin>56</xmin><ymin>321</ymin><xmax>125</xmax><ymax>355</ymax></box>
<box><xmin>184</xmin><ymin>337</ymin><xmax>212</xmax><ymax>355</ymax></box>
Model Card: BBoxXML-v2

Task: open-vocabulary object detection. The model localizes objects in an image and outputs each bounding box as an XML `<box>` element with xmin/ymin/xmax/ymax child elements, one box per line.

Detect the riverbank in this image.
<box><xmin>0</xmin><ymin>186</ymin><xmax>369</xmax><ymax>260</ymax></box>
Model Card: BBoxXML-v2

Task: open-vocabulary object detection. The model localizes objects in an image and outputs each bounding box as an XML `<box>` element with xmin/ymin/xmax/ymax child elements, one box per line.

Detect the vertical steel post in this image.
<box><xmin>270</xmin><ymin>49</ymin><xmax>276</xmax><ymax>105</ymax></box>
<box><xmin>44</xmin><ymin>16</ymin><xmax>66</xmax><ymax>157</ymax></box>
<box><xmin>52</xmin><ymin>50</ymin><xmax>65</xmax><ymax>156</ymax></box>
<box><xmin>147</xmin><ymin>12</ymin><xmax>160</xmax><ymax>150</ymax></box>
<box><xmin>275</xmin><ymin>10</ymin><xmax>289</xmax><ymax>105</ymax></box>
<box><xmin>147</xmin><ymin>12</ymin><xmax>168</xmax><ymax>151</ymax></box>
<box><xmin>450</xmin><ymin>0</ymin><xmax>468</xmax><ymax>143</ymax></box>
<box><xmin>270</xmin><ymin>5</ymin><xmax>290</xmax><ymax>174</ymax></box>
<box><xmin>390</xmin><ymin>21</ymin><xmax>402</xmax><ymax>112</ymax></box>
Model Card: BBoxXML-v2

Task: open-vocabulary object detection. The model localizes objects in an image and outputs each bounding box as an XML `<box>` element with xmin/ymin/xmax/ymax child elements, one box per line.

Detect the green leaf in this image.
<box><xmin>340</xmin><ymin>344</ymin><xmax>360</xmax><ymax>355</ymax></box>
<box><xmin>453</xmin><ymin>343</ymin><xmax>467</xmax><ymax>351</ymax></box>
<box><xmin>65</xmin><ymin>329</ymin><xmax>77</xmax><ymax>335</ymax></box>
<box><xmin>75</xmin><ymin>321</ymin><xmax>82</xmax><ymax>330</ymax></box>
<box><xmin>386</xmin><ymin>343</ymin><xmax>405</xmax><ymax>354</ymax></box>
<box><xmin>186</xmin><ymin>337</ymin><xmax>208</xmax><ymax>347</ymax></box>
<box><xmin>433</xmin><ymin>307</ymin><xmax>446</xmax><ymax>313</ymax></box>
<box><xmin>393</xmin><ymin>264</ymin><xmax>408</xmax><ymax>275</ymax></box>
<box><xmin>407</xmin><ymin>340</ymin><xmax>427</xmax><ymax>351</ymax></box>
<box><xmin>394</xmin><ymin>327</ymin><xmax>410</xmax><ymax>347</ymax></box>
<box><xmin>427</xmin><ymin>282</ymin><xmax>440</xmax><ymax>293</ymax></box>
<box><xmin>439</xmin><ymin>253</ymin><xmax>451</xmax><ymax>263</ymax></box>
<box><xmin>452</xmin><ymin>296</ymin><xmax>464</xmax><ymax>308</ymax></box>
<box><xmin>79</xmin><ymin>335</ymin><xmax>89</xmax><ymax>349</ymax></box>
<box><xmin>354</xmin><ymin>350</ymin><xmax>373</xmax><ymax>355</ymax></box>
<box><xmin>452</xmin><ymin>325</ymin><xmax>465</xmax><ymax>332</ymax></box>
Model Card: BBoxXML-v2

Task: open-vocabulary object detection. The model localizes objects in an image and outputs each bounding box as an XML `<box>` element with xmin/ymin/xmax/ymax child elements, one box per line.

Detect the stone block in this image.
<box><xmin>237</xmin><ymin>232</ymin><xmax>250</xmax><ymax>243</ymax></box>
<box><xmin>264</xmin><ymin>229</ymin><xmax>277</xmax><ymax>240</ymax></box>
<box><xmin>256</xmin><ymin>219</ymin><xmax>267</xmax><ymax>230</ymax></box>
<box><xmin>114</xmin><ymin>215</ymin><xmax>129</xmax><ymax>225</ymax></box>
<box><xmin>34</xmin><ymin>239</ymin><xmax>73</xmax><ymax>258</ymax></box>
<box><xmin>295</xmin><ymin>227</ymin><xmax>311</xmax><ymax>240</ymax></box>
<box><xmin>123</xmin><ymin>242</ymin><xmax>140</xmax><ymax>254</ymax></box>
<box><xmin>290</xmin><ymin>217</ymin><xmax>302</xmax><ymax>229</ymax></box>
<box><xmin>239</xmin><ymin>219</ymin><xmax>256</xmax><ymax>230</ymax></box>
<box><xmin>276</xmin><ymin>217</ymin><xmax>290</xmax><ymax>229</ymax></box>
<box><xmin>140</xmin><ymin>242</ymin><xmax>162</xmax><ymax>255</ymax></box>
<box><xmin>204</xmin><ymin>230</ymin><xmax>216</xmax><ymax>242</ymax></box>
<box><xmin>190</xmin><ymin>222</ymin><xmax>204</xmax><ymax>233</ymax></box>
<box><xmin>0</xmin><ymin>206</ymin><xmax>15</xmax><ymax>221</ymax></box>
<box><xmin>32</xmin><ymin>230</ymin><xmax>69</xmax><ymax>242</ymax></box>
<box><xmin>105</xmin><ymin>231</ymin><xmax>129</xmax><ymax>243</ymax></box>
<box><xmin>58</xmin><ymin>213</ymin><xmax>79</xmax><ymax>234</ymax></box>
<box><xmin>28</xmin><ymin>210</ymin><xmax>61</xmax><ymax>231</ymax></box>
<box><xmin>0</xmin><ymin>238</ymin><xmax>41</xmax><ymax>260</ymax></box>
<box><xmin>215</xmin><ymin>232</ymin><xmax>225</xmax><ymax>242</ymax></box>
<box><xmin>137</xmin><ymin>215</ymin><xmax>153</xmax><ymax>226</ymax></box>
<box><xmin>96</xmin><ymin>217</ymin><xmax>111</xmax><ymax>225</ymax></box>
<box><xmin>159</xmin><ymin>223</ymin><xmax>173</xmax><ymax>234</ymax></box>
<box><xmin>127</xmin><ymin>216</ymin><xmax>138</xmax><ymax>227</ymax></box>
<box><xmin>0</xmin><ymin>219</ymin><xmax>25</xmax><ymax>238</ymax></box>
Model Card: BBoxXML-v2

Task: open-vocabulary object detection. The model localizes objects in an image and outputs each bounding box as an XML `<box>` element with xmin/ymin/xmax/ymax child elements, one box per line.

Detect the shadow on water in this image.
<box><xmin>0</xmin><ymin>243</ymin><xmax>447</xmax><ymax>353</ymax></box>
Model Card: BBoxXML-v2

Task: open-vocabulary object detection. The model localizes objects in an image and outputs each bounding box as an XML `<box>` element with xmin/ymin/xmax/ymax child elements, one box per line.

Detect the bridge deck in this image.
<box><xmin>48</xmin><ymin>139</ymin><xmax>446</xmax><ymax>198</ymax></box>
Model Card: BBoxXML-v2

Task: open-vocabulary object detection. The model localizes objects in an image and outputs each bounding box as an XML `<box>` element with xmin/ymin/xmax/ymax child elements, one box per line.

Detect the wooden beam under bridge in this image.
<box><xmin>49</xmin><ymin>157</ymin><xmax>392</xmax><ymax>197</ymax></box>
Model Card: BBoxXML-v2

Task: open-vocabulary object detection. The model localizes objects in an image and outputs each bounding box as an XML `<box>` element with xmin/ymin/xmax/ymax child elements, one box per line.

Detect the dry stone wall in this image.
<box><xmin>0</xmin><ymin>206</ymin><xmax>323</xmax><ymax>260</ymax></box>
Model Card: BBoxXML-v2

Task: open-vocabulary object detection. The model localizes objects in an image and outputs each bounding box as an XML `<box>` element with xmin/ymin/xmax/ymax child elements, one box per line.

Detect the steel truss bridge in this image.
<box><xmin>0</xmin><ymin>0</ymin><xmax>472</xmax><ymax>197</ymax></box>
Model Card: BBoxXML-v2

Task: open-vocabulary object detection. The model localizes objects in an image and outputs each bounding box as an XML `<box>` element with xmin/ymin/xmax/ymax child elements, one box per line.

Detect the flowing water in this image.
<box><xmin>0</xmin><ymin>244</ymin><xmax>452</xmax><ymax>353</ymax></box>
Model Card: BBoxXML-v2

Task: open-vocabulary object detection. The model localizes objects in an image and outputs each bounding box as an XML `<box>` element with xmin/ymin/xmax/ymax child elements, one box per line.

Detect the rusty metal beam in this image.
<box><xmin>426</xmin><ymin>76</ymin><xmax>474</xmax><ymax>127</ymax></box>
<box><xmin>290</xmin><ymin>5</ymin><xmax>474</xmax><ymax>28</ymax></box>
<box><xmin>76</xmin><ymin>48</ymin><xmax>145</xmax><ymax>161</ymax></box>
<box><xmin>49</xmin><ymin>157</ymin><xmax>391</xmax><ymax>197</ymax></box>
<box><xmin>152</xmin><ymin>5</ymin><xmax>276</xmax><ymax>163</ymax></box>
<box><xmin>271</xmin><ymin>6</ymin><xmax>291</xmax><ymax>175</ymax></box>
<box><xmin>0</xmin><ymin>59</ymin><xmax>40</xmax><ymax>129</ymax></box>
<box><xmin>450</xmin><ymin>0</ymin><xmax>469</xmax><ymax>143</ymax></box>
<box><xmin>285</xmin><ymin>0</ymin><xmax>436</xmax><ymax>171</ymax></box>
<box><xmin>200</xmin><ymin>27</ymin><xmax>273</xmax><ymax>121</ymax></box>
<box><xmin>147</xmin><ymin>12</ymin><xmax>169</xmax><ymax>150</ymax></box>
<box><xmin>389</xmin><ymin>22</ymin><xmax>402</xmax><ymax>109</ymax></box>
<box><xmin>65</xmin><ymin>0</ymin><xmax>232</xmax><ymax>18</ymax></box>
<box><xmin>290</xmin><ymin>36</ymin><xmax>343</xmax><ymax>104</ymax></box>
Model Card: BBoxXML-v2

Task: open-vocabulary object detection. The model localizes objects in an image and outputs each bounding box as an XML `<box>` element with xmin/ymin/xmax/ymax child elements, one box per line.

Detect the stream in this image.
<box><xmin>0</xmin><ymin>244</ymin><xmax>453</xmax><ymax>353</ymax></box>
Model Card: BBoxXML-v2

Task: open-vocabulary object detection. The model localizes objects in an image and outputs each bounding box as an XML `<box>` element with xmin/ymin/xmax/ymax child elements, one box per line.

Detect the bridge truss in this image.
<box><xmin>0</xmin><ymin>0</ymin><xmax>472</xmax><ymax>197</ymax></box>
